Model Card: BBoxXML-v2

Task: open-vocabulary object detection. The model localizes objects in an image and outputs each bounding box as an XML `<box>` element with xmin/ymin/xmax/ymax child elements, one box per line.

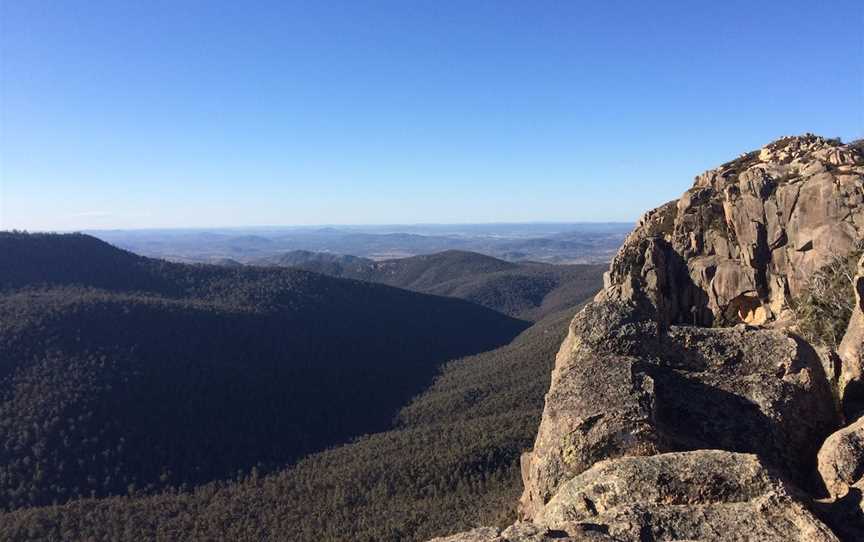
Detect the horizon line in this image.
<box><xmin>4</xmin><ymin>220</ymin><xmax>635</xmax><ymax>234</ymax></box>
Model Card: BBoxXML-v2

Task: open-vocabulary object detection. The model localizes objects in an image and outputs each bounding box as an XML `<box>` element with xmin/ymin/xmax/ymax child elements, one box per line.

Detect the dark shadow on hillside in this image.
<box><xmin>0</xmin><ymin>233</ymin><xmax>529</xmax><ymax>510</ymax></box>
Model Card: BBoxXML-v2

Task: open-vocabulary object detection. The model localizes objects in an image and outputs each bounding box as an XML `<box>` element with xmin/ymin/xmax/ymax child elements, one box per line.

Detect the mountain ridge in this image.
<box><xmin>0</xmin><ymin>262</ymin><xmax>604</xmax><ymax>541</ymax></box>
<box><xmin>88</xmin><ymin>223</ymin><xmax>630</xmax><ymax>265</ymax></box>
<box><xmin>0</xmin><ymin>232</ymin><xmax>527</xmax><ymax>511</ymax></box>
<box><xmin>252</xmin><ymin>249</ymin><xmax>604</xmax><ymax>321</ymax></box>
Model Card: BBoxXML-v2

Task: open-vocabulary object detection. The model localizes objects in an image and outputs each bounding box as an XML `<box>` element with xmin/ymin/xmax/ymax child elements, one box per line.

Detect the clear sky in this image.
<box><xmin>1</xmin><ymin>1</ymin><xmax>862</xmax><ymax>231</ymax></box>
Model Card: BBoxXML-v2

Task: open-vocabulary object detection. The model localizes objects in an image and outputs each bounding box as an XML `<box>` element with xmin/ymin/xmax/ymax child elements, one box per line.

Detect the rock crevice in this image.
<box><xmin>432</xmin><ymin>135</ymin><xmax>864</xmax><ymax>541</ymax></box>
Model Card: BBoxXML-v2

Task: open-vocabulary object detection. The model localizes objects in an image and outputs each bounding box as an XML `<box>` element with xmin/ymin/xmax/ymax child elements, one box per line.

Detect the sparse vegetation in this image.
<box><xmin>793</xmin><ymin>245</ymin><xmax>862</xmax><ymax>349</ymax></box>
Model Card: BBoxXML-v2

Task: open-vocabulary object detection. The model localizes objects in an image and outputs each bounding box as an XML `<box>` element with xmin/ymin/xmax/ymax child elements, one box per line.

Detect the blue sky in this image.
<box><xmin>1</xmin><ymin>0</ymin><xmax>862</xmax><ymax>230</ymax></box>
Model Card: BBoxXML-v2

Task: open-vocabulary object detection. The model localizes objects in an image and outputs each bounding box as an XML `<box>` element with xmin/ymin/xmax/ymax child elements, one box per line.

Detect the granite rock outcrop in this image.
<box><xmin>432</xmin><ymin>135</ymin><xmax>864</xmax><ymax>541</ymax></box>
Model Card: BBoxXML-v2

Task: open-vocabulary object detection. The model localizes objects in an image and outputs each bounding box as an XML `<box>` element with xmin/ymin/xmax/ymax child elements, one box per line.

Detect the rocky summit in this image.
<box><xmin>431</xmin><ymin>135</ymin><xmax>864</xmax><ymax>542</ymax></box>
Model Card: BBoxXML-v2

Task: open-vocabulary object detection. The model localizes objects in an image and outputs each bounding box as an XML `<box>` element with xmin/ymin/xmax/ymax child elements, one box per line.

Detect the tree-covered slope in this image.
<box><xmin>254</xmin><ymin>249</ymin><xmax>605</xmax><ymax>321</ymax></box>
<box><xmin>0</xmin><ymin>305</ymin><xmax>585</xmax><ymax>542</ymax></box>
<box><xmin>0</xmin><ymin>232</ymin><xmax>527</xmax><ymax>510</ymax></box>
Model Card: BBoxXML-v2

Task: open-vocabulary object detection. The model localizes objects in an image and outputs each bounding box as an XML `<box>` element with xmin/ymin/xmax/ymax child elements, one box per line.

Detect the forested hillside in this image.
<box><xmin>0</xmin><ymin>232</ymin><xmax>527</xmax><ymax>510</ymax></box>
<box><xmin>253</xmin><ymin>249</ymin><xmax>605</xmax><ymax>321</ymax></box>
<box><xmin>0</xmin><ymin>305</ymin><xmax>582</xmax><ymax>541</ymax></box>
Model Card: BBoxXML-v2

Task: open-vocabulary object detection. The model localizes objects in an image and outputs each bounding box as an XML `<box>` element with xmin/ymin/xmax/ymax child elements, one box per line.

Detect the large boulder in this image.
<box><xmin>812</xmin><ymin>251</ymin><xmax>864</xmax><ymax>541</ymax></box>
<box><xmin>819</xmin><ymin>416</ymin><xmax>864</xmax><ymax>499</ymax></box>
<box><xmin>816</xmin><ymin>413</ymin><xmax>864</xmax><ymax>540</ymax></box>
<box><xmin>534</xmin><ymin>450</ymin><xmax>838</xmax><ymax>542</ymax></box>
<box><xmin>519</xmin><ymin>300</ymin><xmax>839</xmax><ymax>518</ymax></box>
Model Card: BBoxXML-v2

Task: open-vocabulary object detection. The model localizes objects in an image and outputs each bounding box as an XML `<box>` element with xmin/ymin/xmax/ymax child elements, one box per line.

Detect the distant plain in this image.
<box><xmin>85</xmin><ymin>222</ymin><xmax>631</xmax><ymax>265</ymax></box>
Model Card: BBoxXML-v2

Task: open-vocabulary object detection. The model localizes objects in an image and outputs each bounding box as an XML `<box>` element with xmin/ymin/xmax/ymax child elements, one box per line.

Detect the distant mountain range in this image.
<box><xmin>253</xmin><ymin>249</ymin><xmax>605</xmax><ymax>321</ymax></box>
<box><xmin>85</xmin><ymin>222</ymin><xmax>631</xmax><ymax>265</ymax></box>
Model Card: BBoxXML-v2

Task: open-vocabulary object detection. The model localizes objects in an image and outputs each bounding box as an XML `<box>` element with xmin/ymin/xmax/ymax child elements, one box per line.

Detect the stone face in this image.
<box><xmin>814</xmin><ymin>482</ymin><xmax>864</xmax><ymax>542</ymax></box>
<box><xmin>518</xmin><ymin>301</ymin><xmax>839</xmax><ymax>519</ymax></box>
<box><xmin>428</xmin><ymin>527</ymin><xmax>501</xmax><ymax>542</ymax></box>
<box><xmin>818</xmin><ymin>416</ymin><xmax>864</xmax><ymax>499</ymax></box>
<box><xmin>535</xmin><ymin>450</ymin><xmax>838</xmax><ymax>542</ymax></box>
<box><xmin>839</xmin><ymin>255</ymin><xmax>864</xmax><ymax>413</ymax></box>
<box><xmin>427</xmin><ymin>523</ymin><xmax>616</xmax><ymax>542</ymax></box>
<box><xmin>604</xmin><ymin>134</ymin><xmax>864</xmax><ymax>327</ymax></box>
<box><xmin>430</xmin><ymin>135</ymin><xmax>860</xmax><ymax>542</ymax></box>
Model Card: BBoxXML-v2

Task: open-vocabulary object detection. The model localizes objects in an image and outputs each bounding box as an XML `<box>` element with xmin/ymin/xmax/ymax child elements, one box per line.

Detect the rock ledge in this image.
<box><xmin>431</xmin><ymin>135</ymin><xmax>864</xmax><ymax>541</ymax></box>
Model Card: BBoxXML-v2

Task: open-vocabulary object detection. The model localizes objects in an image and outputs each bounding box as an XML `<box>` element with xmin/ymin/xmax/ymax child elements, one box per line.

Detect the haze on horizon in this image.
<box><xmin>1</xmin><ymin>0</ymin><xmax>862</xmax><ymax>231</ymax></box>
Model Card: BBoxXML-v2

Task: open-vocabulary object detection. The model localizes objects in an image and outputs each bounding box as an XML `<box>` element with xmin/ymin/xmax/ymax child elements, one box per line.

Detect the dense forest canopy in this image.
<box><xmin>252</xmin><ymin>249</ymin><xmax>606</xmax><ymax>321</ymax></box>
<box><xmin>0</xmin><ymin>232</ymin><xmax>605</xmax><ymax>540</ymax></box>
<box><xmin>0</xmin><ymin>232</ymin><xmax>528</xmax><ymax>510</ymax></box>
<box><xmin>0</xmin><ymin>305</ymin><xmax>585</xmax><ymax>542</ymax></box>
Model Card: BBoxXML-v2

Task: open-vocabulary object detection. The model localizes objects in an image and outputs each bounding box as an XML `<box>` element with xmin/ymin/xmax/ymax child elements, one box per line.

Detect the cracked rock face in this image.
<box><xmin>429</xmin><ymin>522</ymin><xmax>617</xmax><ymax>542</ymax></box>
<box><xmin>430</xmin><ymin>135</ymin><xmax>864</xmax><ymax>542</ymax></box>
<box><xmin>537</xmin><ymin>450</ymin><xmax>838</xmax><ymax>542</ymax></box>
<box><xmin>518</xmin><ymin>300</ymin><xmax>839</xmax><ymax>519</ymax></box>
<box><xmin>602</xmin><ymin>134</ymin><xmax>864</xmax><ymax>328</ymax></box>
<box><xmin>838</xmin><ymin>255</ymin><xmax>864</xmax><ymax>411</ymax></box>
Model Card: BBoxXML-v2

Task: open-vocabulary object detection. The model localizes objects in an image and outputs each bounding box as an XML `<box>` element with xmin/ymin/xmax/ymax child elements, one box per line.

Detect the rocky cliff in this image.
<box><xmin>431</xmin><ymin>135</ymin><xmax>864</xmax><ymax>541</ymax></box>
